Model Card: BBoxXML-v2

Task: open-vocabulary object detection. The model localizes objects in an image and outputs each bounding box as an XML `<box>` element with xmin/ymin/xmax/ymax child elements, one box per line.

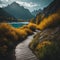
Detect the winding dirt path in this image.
<box><xmin>15</xmin><ymin>33</ymin><xmax>39</xmax><ymax>60</ymax></box>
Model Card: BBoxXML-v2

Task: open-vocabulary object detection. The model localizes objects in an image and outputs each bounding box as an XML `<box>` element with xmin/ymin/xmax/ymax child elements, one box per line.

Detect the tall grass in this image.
<box><xmin>0</xmin><ymin>23</ymin><xmax>37</xmax><ymax>56</ymax></box>
<box><xmin>37</xmin><ymin>10</ymin><xmax>60</xmax><ymax>30</ymax></box>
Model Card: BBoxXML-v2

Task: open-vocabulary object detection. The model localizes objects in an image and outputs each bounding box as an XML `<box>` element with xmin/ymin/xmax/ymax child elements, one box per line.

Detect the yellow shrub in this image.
<box><xmin>0</xmin><ymin>23</ymin><xmax>28</xmax><ymax>42</ymax></box>
<box><xmin>36</xmin><ymin>41</ymin><xmax>52</xmax><ymax>50</ymax></box>
<box><xmin>19</xmin><ymin>25</ymin><xmax>28</xmax><ymax>29</ymax></box>
<box><xmin>14</xmin><ymin>28</ymin><xmax>28</xmax><ymax>38</ymax></box>
<box><xmin>7</xmin><ymin>30</ymin><xmax>18</xmax><ymax>41</ymax></box>
<box><xmin>28</xmin><ymin>22</ymin><xmax>36</xmax><ymax>27</ymax></box>
<box><xmin>38</xmin><ymin>11</ymin><xmax>60</xmax><ymax>30</ymax></box>
<box><xmin>27</xmin><ymin>22</ymin><xmax>37</xmax><ymax>31</ymax></box>
<box><xmin>24</xmin><ymin>28</ymin><xmax>33</xmax><ymax>35</ymax></box>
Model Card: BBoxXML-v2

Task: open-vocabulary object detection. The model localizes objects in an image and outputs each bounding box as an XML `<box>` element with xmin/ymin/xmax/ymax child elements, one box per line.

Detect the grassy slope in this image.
<box><xmin>29</xmin><ymin>10</ymin><xmax>60</xmax><ymax>60</ymax></box>
<box><xmin>0</xmin><ymin>22</ymin><xmax>37</xmax><ymax>56</ymax></box>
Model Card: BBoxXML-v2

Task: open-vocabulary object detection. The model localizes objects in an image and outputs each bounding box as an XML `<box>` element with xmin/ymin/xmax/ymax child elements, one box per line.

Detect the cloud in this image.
<box><xmin>6</xmin><ymin>0</ymin><xmax>9</xmax><ymax>2</ymax></box>
<box><xmin>16</xmin><ymin>1</ymin><xmax>38</xmax><ymax>8</ymax></box>
<box><xmin>0</xmin><ymin>0</ymin><xmax>53</xmax><ymax>11</ymax></box>
<box><xmin>0</xmin><ymin>0</ymin><xmax>8</xmax><ymax>7</ymax></box>
<box><xmin>0</xmin><ymin>4</ymin><xmax>7</xmax><ymax>7</ymax></box>
<box><xmin>0</xmin><ymin>0</ymin><xmax>15</xmax><ymax>7</ymax></box>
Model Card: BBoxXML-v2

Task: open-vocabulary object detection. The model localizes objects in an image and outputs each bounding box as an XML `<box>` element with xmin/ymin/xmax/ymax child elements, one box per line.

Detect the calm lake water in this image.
<box><xmin>11</xmin><ymin>24</ymin><xmax>25</xmax><ymax>28</ymax></box>
<box><xmin>7</xmin><ymin>22</ymin><xmax>29</xmax><ymax>28</ymax></box>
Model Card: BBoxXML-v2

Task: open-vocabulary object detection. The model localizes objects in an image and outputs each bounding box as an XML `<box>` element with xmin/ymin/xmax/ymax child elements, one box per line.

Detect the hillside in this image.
<box><xmin>31</xmin><ymin>0</ymin><xmax>60</xmax><ymax>25</ymax></box>
<box><xmin>29</xmin><ymin>0</ymin><xmax>60</xmax><ymax>60</ymax></box>
<box><xmin>43</xmin><ymin>0</ymin><xmax>60</xmax><ymax>16</ymax></box>
<box><xmin>0</xmin><ymin>8</ymin><xmax>16</xmax><ymax>22</ymax></box>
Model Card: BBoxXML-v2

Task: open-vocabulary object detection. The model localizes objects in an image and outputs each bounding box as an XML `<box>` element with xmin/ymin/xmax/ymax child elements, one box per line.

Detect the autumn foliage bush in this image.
<box><xmin>19</xmin><ymin>25</ymin><xmax>33</xmax><ymax>35</ymax></box>
<box><xmin>27</xmin><ymin>22</ymin><xmax>37</xmax><ymax>31</ymax></box>
<box><xmin>0</xmin><ymin>23</ymin><xmax>36</xmax><ymax>56</ymax></box>
<box><xmin>37</xmin><ymin>10</ymin><xmax>60</xmax><ymax>30</ymax></box>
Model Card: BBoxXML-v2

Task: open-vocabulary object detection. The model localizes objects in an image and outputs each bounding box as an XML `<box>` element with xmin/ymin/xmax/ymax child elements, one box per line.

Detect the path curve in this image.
<box><xmin>15</xmin><ymin>32</ymin><xmax>39</xmax><ymax>60</ymax></box>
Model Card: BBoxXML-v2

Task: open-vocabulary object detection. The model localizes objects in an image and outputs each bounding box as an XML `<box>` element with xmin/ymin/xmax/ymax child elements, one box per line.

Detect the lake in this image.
<box><xmin>11</xmin><ymin>24</ymin><xmax>25</xmax><ymax>28</ymax></box>
<box><xmin>3</xmin><ymin>22</ymin><xmax>29</xmax><ymax>28</ymax></box>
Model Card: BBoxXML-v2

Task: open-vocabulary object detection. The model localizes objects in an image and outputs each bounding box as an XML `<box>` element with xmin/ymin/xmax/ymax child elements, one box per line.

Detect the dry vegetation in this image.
<box><xmin>29</xmin><ymin>26</ymin><xmax>60</xmax><ymax>60</ymax></box>
<box><xmin>36</xmin><ymin>13</ymin><xmax>45</xmax><ymax>25</ymax></box>
<box><xmin>27</xmin><ymin>22</ymin><xmax>37</xmax><ymax>31</ymax></box>
<box><xmin>29</xmin><ymin>10</ymin><xmax>60</xmax><ymax>60</ymax></box>
<box><xmin>35</xmin><ymin>41</ymin><xmax>60</xmax><ymax>60</ymax></box>
<box><xmin>37</xmin><ymin>10</ymin><xmax>60</xmax><ymax>30</ymax></box>
<box><xmin>0</xmin><ymin>22</ymin><xmax>37</xmax><ymax>56</ymax></box>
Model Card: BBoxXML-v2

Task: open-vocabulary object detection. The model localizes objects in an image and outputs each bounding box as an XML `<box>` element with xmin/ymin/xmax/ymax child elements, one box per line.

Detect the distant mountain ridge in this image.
<box><xmin>32</xmin><ymin>9</ymin><xmax>42</xmax><ymax>16</ymax></box>
<box><xmin>4</xmin><ymin>2</ymin><xmax>34</xmax><ymax>20</ymax></box>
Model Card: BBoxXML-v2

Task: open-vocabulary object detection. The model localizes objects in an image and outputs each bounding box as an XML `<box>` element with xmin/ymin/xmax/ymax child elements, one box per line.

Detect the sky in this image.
<box><xmin>0</xmin><ymin>0</ymin><xmax>53</xmax><ymax>12</ymax></box>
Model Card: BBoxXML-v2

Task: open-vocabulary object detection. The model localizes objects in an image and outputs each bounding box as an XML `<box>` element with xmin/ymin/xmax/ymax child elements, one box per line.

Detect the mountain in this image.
<box><xmin>4</xmin><ymin>2</ymin><xmax>34</xmax><ymax>20</ymax></box>
<box><xmin>43</xmin><ymin>0</ymin><xmax>60</xmax><ymax>16</ymax></box>
<box><xmin>32</xmin><ymin>9</ymin><xmax>42</xmax><ymax>16</ymax></box>
<box><xmin>0</xmin><ymin>8</ymin><xmax>16</xmax><ymax>22</ymax></box>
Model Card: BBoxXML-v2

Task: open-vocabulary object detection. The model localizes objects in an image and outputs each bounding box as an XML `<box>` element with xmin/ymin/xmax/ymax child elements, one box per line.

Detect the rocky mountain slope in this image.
<box><xmin>4</xmin><ymin>2</ymin><xmax>34</xmax><ymax>20</ymax></box>
<box><xmin>29</xmin><ymin>0</ymin><xmax>60</xmax><ymax>60</ymax></box>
